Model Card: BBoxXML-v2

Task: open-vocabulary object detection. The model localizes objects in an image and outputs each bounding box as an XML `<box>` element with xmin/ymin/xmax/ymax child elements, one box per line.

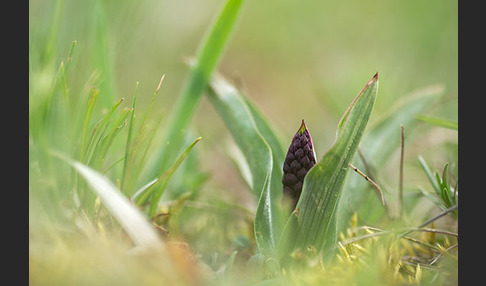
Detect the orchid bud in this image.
<box><xmin>282</xmin><ymin>119</ymin><xmax>317</xmax><ymax>210</ymax></box>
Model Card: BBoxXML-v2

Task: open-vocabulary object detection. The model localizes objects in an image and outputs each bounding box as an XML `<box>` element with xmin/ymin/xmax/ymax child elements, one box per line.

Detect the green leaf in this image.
<box><xmin>338</xmin><ymin>84</ymin><xmax>444</xmax><ymax>226</ymax></box>
<box><xmin>278</xmin><ymin>73</ymin><xmax>378</xmax><ymax>264</ymax></box>
<box><xmin>144</xmin><ymin>0</ymin><xmax>245</xmax><ymax>182</ymax></box>
<box><xmin>208</xmin><ymin>73</ymin><xmax>284</xmax><ymax>260</ymax></box>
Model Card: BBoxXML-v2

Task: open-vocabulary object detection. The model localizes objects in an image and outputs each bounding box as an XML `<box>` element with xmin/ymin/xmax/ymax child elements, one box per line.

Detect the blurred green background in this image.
<box><xmin>29</xmin><ymin>0</ymin><xmax>457</xmax><ymax>267</ymax></box>
<box><xmin>29</xmin><ymin>0</ymin><xmax>457</xmax><ymax>137</ymax></box>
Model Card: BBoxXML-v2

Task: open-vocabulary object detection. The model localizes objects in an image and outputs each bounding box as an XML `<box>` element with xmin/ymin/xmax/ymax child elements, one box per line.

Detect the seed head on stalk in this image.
<box><xmin>282</xmin><ymin>119</ymin><xmax>317</xmax><ymax>211</ymax></box>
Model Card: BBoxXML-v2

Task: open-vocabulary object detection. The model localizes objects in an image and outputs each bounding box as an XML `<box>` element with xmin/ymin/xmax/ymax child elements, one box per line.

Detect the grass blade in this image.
<box><xmin>131</xmin><ymin>178</ymin><xmax>158</xmax><ymax>204</ymax></box>
<box><xmin>146</xmin><ymin>137</ymin><xmax>203</xmax><ymax>217</ymax></box>
<box><xmin>79</xmin><ymin>87</ymin><xmax>100</xmax><ymax>163</ymax></box>
<box><xmin>121</xmin><ymin>82</ymin><xmax>139</xmax><ymax>193</ymax></box>
<box><xmin>278</xmin><ymin>73</ymin><xmax>379</xmax><ymax>263</ymax></box>
<box><xmin>418</xmin><ymin>155</ymin><xmax>441</xmax><ymax>196</ymax></box>
<box><xmin>145</xmin><ymin>0</ymin><xmax>245</xmax><ymax>182</ymax></box>
<box><xmin>64</xmin><ymin>157</ymin><xmax>165</xmax><ymax>251</ymax></box>
<box><xmin>414</xmin><ymin>115</ymin><xmax>458</xmax><ymax>130</ymax></box>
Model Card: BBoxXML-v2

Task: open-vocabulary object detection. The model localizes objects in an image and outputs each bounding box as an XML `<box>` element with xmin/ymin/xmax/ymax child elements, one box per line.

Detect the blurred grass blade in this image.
<box><xmin>131</xmin><ymin>178</ymin><xmax>158</xmax><ymax>202</ymax></box>
<box><xmin>64</xmin><ymin>157</ymin><xmax>165</xmax><ymax>251</ymax></box>
<box><xmin>208</xmin><ymin>73</ymin><xmax>284</xmax><ymax>259</ymax></box>
<box><xmin>145</xmin><ymin>0</ymin><xmax>245</xmax><ymax>182</ymax></box>
<box><xmin>414</xmin><ymin>115</ymin><xmax>458</xmax><ymax>130</ymax></box>
<box><xmin>417</xmin><ymin>186</ymin><xmax>444</xmax><ymax>208</ymax></box>
<box><xmin>79</xmin><ymin>87</ymin><xmax>99</xmax><ymax>163</ymax></box>
<box><xmin>278</xmin><ymin>73</ymin><xmax>378</xmax><ymax>263</ymax></box>
<box><xmin>147</xmin><ymin>137</ymin><xmax>203</xmax><ymax>217</ymax></box>
<box><xmin>125</xmin><ymin>76</ymin><xmax>165</xmax><ymax>194</ymax></box>
<box><xmin>134</xmin><ymin>137</ymin><xmax>202</xmax><ymax>212</ymax></box>
<box><xmin>121</xmin><ymin>82</ymin><xmax>139</xmax><ymax>193</ymax></box>
<box><xmin>224</xmin><ymin>250</ymin><xmax>238</xmax><ymax>279</ymax></box>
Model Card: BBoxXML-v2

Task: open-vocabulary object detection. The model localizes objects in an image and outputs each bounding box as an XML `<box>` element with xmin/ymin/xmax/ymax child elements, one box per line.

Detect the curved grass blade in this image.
<box><xmin>208</xmin><ymin>73</ymin><xmax>284</xmax><ymax>260</ymax></box>
<box><xmin>278</xmin><ymin>73</ymin><xmax>379</xmax><ymax>264</ymax></box>
<box><xmin>131</xmin><ymin>178</ymin><xmax>158</xmax><ymax>202</ymax></box>
<box><xmin>59</xmin><ymin>156</ymin><xmax>165</xmax><ymax>252</ymax></box>
<box><xmin>144</xmin><ymin>0</ymin><xmax>245</xmax><ymax>182</ymax></box>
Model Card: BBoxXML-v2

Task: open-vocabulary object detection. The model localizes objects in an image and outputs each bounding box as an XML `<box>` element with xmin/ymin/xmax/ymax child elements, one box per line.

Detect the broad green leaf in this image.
<box><xmin>63</xmin><ymin>156</ymin><xmax>165</xmax><ymax>252</ymax></box>
<box><xmin>208</xmin><ymin>73</ymin><xmax>284</xmax><ymax>260</ymax></box>
<box><xmin>208</xmin><ymin>75</ymin><xmax>271</xmax><ymax>196</ymax></box>
<box><xmin>338</xmin><ymin>84</ymin><xmax>444</xmax><ymax>226</ymax></box>
<box><xmin>278</xmin><ymin>73</ymin><xmax>378</xmax><ymax>264</ymax></box>
<box><xmin>144</xmin><ymin>0</ymin><xmax>245</xmax><ymax>182</ymax></box>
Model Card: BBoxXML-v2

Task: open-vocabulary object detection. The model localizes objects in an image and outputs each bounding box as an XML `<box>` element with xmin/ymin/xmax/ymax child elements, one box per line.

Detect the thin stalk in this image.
<box><xmin>398</xmin><ymin>205</ymin><xmax>458</xmax><ymax>238</ymax></box>
<box><xmin>349</xmin><ymin>163</ymin><xmax>385</xmax><ymax>206</ymax></box>
<box><xmin>121</xmin><ymin>82</ymin><xmax>139</xmax><ymax>193</ymax></box>
<box><xmin>79</xmin><ymin>87</ymin><xmax>100</xmax><ymax>163</ymax></box>
<box><xmin>139</xmin><ymin>75</ymin><xmax>165</xmax><ymax>133</ymax></box>
<box><xmin>85</xmin><ymin>98</ymin><xmax>124</xmax><ymax>164</ymax></box>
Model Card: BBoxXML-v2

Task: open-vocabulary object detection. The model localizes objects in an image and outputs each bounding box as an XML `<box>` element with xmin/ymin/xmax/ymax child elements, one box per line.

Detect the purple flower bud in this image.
<box><xmin>282</xmin><ymin>119</ymin><xmax>317</xmax><ymax>211</ymax></box>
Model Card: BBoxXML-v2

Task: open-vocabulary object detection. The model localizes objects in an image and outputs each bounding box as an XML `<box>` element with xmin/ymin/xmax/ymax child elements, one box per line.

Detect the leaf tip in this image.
<box><xmin>298</xmin><ymin>119</ymin><xmax>306</xmax><ymax>135</ymax></box>
<box><xmin>366</xmin><ymin>72</ymin><xmax>378</xmax><ymax>87</ymax></box>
